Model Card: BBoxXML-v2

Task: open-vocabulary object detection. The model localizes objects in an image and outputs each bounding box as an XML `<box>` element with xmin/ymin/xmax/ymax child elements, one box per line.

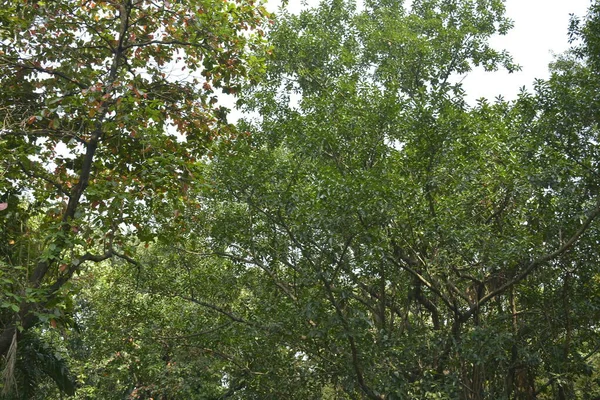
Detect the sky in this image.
<box><xmin>460</xmin><ymin>0</ymin><xmax>591</xmax><ymax>103</ymax></box>
<box><xmin>264</xmin><ymin>0</ymin><xmax>592</xmax><ymax>104</ymax></box>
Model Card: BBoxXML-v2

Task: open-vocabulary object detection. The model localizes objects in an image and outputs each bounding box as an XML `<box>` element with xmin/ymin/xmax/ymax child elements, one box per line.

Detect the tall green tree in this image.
<box><xmin>141</xmin><ymin>0</ymin><xmax>599</xmax><ymax>398</ymax></box>
<box><xmin>25</xmin><ymin>0</ymin><xmax>600</xmax><ymax>399</ymax></box>
<box><xmin>0</xmin><ymin>0</ymin><xmax>269</xmax><ymax>395</ymax></box>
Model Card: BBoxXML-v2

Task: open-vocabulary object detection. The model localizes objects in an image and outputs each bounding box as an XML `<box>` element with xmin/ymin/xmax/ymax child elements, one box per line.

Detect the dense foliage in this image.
<box><xmin>0</xmin><ymin>0</ymin><xmax>269</xmax><ymax>396</ymax></box>
<box><xmin>2</xmin><ymin>0</ymin><xmax>600</xmax><ymax>399</ymax></box>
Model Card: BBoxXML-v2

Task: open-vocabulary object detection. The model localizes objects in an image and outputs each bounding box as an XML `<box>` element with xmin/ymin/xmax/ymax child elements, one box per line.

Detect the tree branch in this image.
<box><xmin>122</xmin><ymin>39</ymin><xmax>211</xmax><ymax>51</ymax></box>
<box><xmin>152</xmin><ymin>322</ymin><xmax>233</xmax><ymax>341</ymax></box>
<box><xmin>48</xmin><ymin>249</ymin><xmax>115</xmax><ymax>293</ymax></box>
<box><xmin>461</xmin><ymin>199</ymin><xmax>600</xmax><ymax>323</ymax></box>
<box><xmin>319</xmin><ymin>276</ymin><xmax>384</xmax><ymax>400</ymax></box>
<box><xmin>387</xmin><ymin>255</ymin><xmax>458</xmax><ymax>316</ymax></box>
<box><xmin>6</xmin><ymin>60</ymin><xmax>88</xmax><ymax>90</ymax></box>
<box><xmin>176</xmin><ymin>294</ymin><xmax>257</xmax><ymax>328</ymax></box>
<box><xmin>0</xmin><ymin>129</ymin><xmax>87</xmax><ymax>144</ymax></box>
<box><xmin>16</xmin><ymin>160</ymin><xmax>70</xmax><ymax>197</ymax></box>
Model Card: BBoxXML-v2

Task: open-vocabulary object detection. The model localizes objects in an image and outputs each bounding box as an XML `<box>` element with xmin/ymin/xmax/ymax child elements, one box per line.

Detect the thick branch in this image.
<box><xmin>48</xmin><ymin>249</ymin><xmax>115</xmax><ymax>293</ymax></box>
<box><xmin>1</xmin><ymin>249</ymin><xmax>116</xmax><ymax>357</ymax></box>
<box><xmin>25</xmin><ymin>0</ymin><xmax>132</xmax><ymax>310</ymax></box>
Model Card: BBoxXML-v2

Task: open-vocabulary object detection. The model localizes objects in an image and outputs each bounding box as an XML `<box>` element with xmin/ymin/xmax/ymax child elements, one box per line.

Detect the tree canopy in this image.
<box><xmin>2</xmin><ymin>0</ymin><xmax>600</xmax><ymax>399</ymax></box>
<box><xmin>0</xmin><ymin>0</ymin><xmax>269</xmax><ymax>395</ymax></box>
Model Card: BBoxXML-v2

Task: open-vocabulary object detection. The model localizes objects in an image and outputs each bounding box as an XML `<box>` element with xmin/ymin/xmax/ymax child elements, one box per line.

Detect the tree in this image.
<box><xmin>0</xmin><ymin>0</ymin><xmax>269</xmax><ymax>395</ymax></box>
<box><xmin>137</xmin><ymin>0</ymin><xmax>599</xmax><ymax>398</ymax></box>
<box><xmin>11</xmin><ymin>0</ymin><xmax>600</xmax><ymax>398</ymax></box>
<box><xmin>62</xmin><ymin>245</ymin><xmax>331</xmax><ymax>399</ymax></box>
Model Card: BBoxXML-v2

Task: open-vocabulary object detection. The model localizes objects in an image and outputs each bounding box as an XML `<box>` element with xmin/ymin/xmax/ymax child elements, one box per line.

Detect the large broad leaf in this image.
<box><xmin>17</xmin><ymin>334</ymin><xmax>77</xmax><ymax>397</ymax></box>
<box><xmin>37</xmin><ymin>352</ymin><xmax>76</xmax><ymax>396</ymax></box>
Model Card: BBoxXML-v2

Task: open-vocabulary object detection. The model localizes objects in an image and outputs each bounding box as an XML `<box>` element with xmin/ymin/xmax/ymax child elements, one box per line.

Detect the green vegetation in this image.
<box><xmin>1</xmin><ymin>0</ymin><xmax>600</xmax><ymax>399</ymax></box>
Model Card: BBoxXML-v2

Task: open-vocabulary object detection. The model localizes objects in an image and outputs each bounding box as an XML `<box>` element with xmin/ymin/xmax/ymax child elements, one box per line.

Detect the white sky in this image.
<box><xmin>460</xmin><ymin>0</ymin><xmax>590</xmax><ymax>103</ymax></box>
<box><xmin>264</xmin><ymin>0</ymin><xmax>591</xmax><ymax>104</ymax></box>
